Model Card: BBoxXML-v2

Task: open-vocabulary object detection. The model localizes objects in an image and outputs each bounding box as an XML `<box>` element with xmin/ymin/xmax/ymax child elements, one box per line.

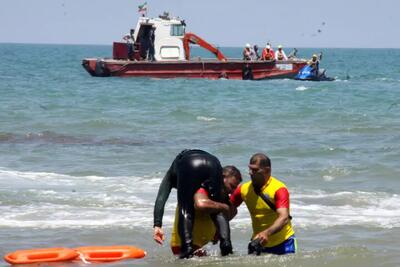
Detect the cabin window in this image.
<box><xmin>160</xmin><ymin>46</ymin><xmax>180</xmax><ymax>59</ymax></box>
<box><xmin>170</xmin><ymin>24</ymin><xmax>185</xmax><ymax>36</ymax></box>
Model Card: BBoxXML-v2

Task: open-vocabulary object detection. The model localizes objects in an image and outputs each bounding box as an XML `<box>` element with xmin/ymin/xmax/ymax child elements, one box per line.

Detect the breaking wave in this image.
<box><xmin>0</xmin><ymin>168</ymin><xmax>399</xmax><ymax>229</ymax></box>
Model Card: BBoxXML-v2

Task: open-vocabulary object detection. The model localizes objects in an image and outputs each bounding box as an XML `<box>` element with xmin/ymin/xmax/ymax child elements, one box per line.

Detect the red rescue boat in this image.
<box><xmin>82</xmin><ymin>14</ymin><xmax>308</xmax><ymax>80</ymax></box>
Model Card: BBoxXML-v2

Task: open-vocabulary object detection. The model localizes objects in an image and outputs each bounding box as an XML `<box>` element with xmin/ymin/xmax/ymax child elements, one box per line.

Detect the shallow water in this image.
<box><xmin>0</xmin><ymin>44</ymin><xmax>399</xmax><ymax>266</ymax></box>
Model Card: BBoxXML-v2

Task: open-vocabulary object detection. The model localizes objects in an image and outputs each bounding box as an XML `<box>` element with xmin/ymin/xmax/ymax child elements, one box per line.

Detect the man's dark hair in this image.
<box><xmin>249</xmin><ymin>153</ymin><xmax>271</xmax><ymax>168</ymax></box>
<box><xmin>223</xmin><ymin>165</ymin><xmax>242</xmax><ymax>182</ymax></box>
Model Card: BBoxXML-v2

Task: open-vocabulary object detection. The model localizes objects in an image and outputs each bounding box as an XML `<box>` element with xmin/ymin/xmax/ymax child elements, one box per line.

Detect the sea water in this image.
<box><xmin>0</xmin><ymin>43</ymin><xmax>399</xmax><ymax>266</ymax></box>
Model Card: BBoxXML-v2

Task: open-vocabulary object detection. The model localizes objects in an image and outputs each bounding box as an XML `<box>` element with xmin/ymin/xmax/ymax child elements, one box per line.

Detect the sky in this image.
<box><xmin>0</xmin><ymin>0</ymin><xmax>399</xmax><ymax>48</ymax></box>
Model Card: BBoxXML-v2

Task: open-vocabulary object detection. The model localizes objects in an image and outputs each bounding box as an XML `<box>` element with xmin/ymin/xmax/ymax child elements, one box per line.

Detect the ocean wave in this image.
<box><xmin>375</xmin><ymin>77</ymin><xmax>398</xmax><ymax>82</ymax></box>
<box><xmin>1</xmin><ymin>168</ymin><xmax>399</xmax><ymax>229</ymax></box>
<box><xmin>232</xmin><ymin>190</ymin><xmax>400</xmax><ymax>229</ymax></box>
<box><xmin>333</xmin><ymin>78</ymin><xmax>349</xmax><ymax>82</ymax></box>
<box><xmin>196</xmin><ymin>116</ymin><xmax>218</xmax><ymax>122</ymax></box>
<box><xmin>0</xmin><ymin>204</ymin><xmax>156</xmax><ymax>229</ymax></box>
<box><xmin>295</xmin><ymin>85</ymin><xmax>310</xmax><ymax>91</ymax></box>
<box><xmin>0</xmin><ymin>168</ymin><xmax>162</xmax><ymax>192</ymax></box>
<box><xmin>289</xmin><ymin>190</ymin><xmax>400</xmax><ymax>229</ymax></box>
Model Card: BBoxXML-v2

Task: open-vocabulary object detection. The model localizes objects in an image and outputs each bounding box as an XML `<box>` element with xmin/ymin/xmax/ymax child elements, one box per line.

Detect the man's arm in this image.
<box><xmin>254</xmin><ymin>187</ymin><xmax>291</xmax><ymax>245</ymax></box>
<box><xmin>229</xmin><ymin>184</ymin><xmax>243</xmax><ymax>220</ymax></box>
<box><xmin>194</xmin><ymin>189</ymin><xmax>230</xmax><ymax>214</ymax></box>
<box><xmin>153</xmin><ymin>169</ymin><xmax>173</xmax><ymax>244</ymax></box>
<box><xmin>254</xmin><ymin>207</ymin><xmax>290</xmax><ymax>245</ymax></box>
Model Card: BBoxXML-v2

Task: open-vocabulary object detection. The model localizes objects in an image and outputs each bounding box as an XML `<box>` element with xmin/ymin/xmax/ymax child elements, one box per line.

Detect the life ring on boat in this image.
<box><xmin>74</xmin><ymin>245</ymin><xmax>146</xmax><ymax>262</ymax></box>
<box><xmin>4</xmin><ymin>247</ymin><xmax>78</xmax><ymax>264</ymax></box>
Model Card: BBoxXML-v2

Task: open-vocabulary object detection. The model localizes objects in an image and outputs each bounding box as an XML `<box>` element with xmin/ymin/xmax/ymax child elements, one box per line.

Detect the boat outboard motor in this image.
<box><xmin>295</xmin><ymin>65</ymin><xmax>334</xmax><ymax>81</ymax></box>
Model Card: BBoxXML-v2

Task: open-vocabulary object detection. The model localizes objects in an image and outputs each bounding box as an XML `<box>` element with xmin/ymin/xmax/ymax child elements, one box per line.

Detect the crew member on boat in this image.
<box><xmin>148</xmin><ymin>26</ymin><xmax>156</xmax><ymax>61</ymax></box>
<box><xmin>123</xmin><ymin>29</ymin><xmax>135</xmax><ymax>60</ymax></box>
<box><xmin>261</xmin><ymin>44</ymin><xmax>275</xmax><ymax>61</ymax></box>
<box><xmin>243</xmin><ymin>43</ymin><xmax>256</xmax><ymax>61</ymax></box>
<box><xmin>275</xmin><ymin>45</ymin><xmax>288</xmax><ymax>61</ymax></box>
<box><xmin>253</xmin><ymin>45</ymin><xmax>260</xmax><ymax>60</ymax></box>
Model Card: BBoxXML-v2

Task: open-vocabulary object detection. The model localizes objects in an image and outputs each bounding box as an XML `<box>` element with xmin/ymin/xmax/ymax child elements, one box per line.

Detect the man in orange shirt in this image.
<box><xmin>261</xmin><ymin>44</ymin><xmax>275</xmax><ymax>61</ymax></box>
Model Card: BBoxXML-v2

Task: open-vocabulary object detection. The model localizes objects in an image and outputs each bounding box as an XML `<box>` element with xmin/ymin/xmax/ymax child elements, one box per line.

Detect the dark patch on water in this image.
<box><xmin>0</xmin><ymin>131</ymin><xmax>147</xmax><ymax>146</ymax></box>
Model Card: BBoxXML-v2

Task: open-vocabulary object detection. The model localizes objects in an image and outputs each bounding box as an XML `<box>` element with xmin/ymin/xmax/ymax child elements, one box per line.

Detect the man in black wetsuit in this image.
<box><xmin>153</xmin><ymin>149</ymin><xmax>237</xmax><ymax>258</ymax></box>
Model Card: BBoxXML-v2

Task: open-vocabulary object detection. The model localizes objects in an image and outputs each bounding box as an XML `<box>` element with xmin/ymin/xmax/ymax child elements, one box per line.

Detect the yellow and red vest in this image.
<box><xmin>238</xmin><ymin>177</ymin><xmax>294</xmax><ymax>247</ymax></box>
<box><xmin>170</xmin><ymin>189</ymin><xmax>216</xmax><ymax>249</ymax></box>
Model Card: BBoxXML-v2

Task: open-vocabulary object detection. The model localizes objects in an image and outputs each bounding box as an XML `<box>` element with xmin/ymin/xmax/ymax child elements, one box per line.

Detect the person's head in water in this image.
<box><xmin>248</xmin><ymin>153</ymin><xmax>271</xmax><ymax>191</ymax></box>
<box><xmin>223</xmin><ymin>165</ymin><xmax>242</xmax><ymax>194</ymax></box>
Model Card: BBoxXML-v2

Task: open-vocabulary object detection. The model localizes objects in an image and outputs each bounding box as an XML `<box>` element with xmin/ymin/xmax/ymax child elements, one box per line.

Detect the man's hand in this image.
<box><xmin>254</xmin><ymin>230</ymin><xmax>269</xmax><ymax>246</ymax></box>
<box><xmin>254</xmin><ymin>207</ymin><xmax>290</xmax><ymax>246</ymax></box>
<box><xmin>153</xmin><ymin>226</ymin><xmax>165</xmax><ymax>245</ymax></box>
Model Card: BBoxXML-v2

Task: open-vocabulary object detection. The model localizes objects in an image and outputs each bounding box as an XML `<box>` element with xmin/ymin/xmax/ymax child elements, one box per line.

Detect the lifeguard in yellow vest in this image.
<box><xmin>230</xmin><ymin>153</ymin><xmax>296</xmax><ymax>255</ymax></box>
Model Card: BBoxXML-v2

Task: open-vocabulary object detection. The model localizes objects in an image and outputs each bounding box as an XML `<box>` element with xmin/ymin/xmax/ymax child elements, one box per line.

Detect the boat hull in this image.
<box><xmin>82</xmin><ymin>59</ymin><xmax>307</xmax><ymax>80</ymax></box>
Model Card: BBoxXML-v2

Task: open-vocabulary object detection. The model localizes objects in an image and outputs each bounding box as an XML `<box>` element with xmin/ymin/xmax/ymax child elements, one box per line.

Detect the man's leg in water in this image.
<box><xmin>211</xmin><ymin>212</ymin><xmax>233</xmax><ymax>256</ymax></box>
<box><xmin>176</xmin><ymin>200</ymin><xmax>195</xmax><ymax>258</ymax></box>
<box><xmin>176</xmin><ymin>156</ymin><xmax>203</xmax><ymax>258</ymax></box>
<box><xmin>203</xmin><ymin>159</ymin><xmax>232</xmax><ymax>255</ymax></box>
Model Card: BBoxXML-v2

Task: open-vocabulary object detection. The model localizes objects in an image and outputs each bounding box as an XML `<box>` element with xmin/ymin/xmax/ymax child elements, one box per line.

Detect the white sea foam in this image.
<box><xmin>0</xmin><ymin>167</ymin><xmax>160</xmax><ymax>192</ymax></box>
<box><xmin>230</xmin><ymin>190</ymin><xmax>400</xmax><ymax>230</ymax></box>
<box><xmin>376</xmin><ymin>77</ymin><xmax>389</xmax><ymax>81</ymax></box>
<box><xmin>295</xmin><ymin>85</ymin><xmax>309</xmax><ymax>91</ymax></box>
<box><xmin>290</xmin><ymin>190</ymin><xmax>400</xmax><ymax>229</ymax></box>
<box><xmin>1</xmin><ymin>168</ymin><xmax>399</xmax><ymax>229</ymax></box>
<box><xmin>334</xmin><ymin>78</ymin><xmax>349</xmax><ymax>82</ymax></box>
<box><xmin>322</xmin><ymin>175</ymin><xmax>335</xmax><ymax>181</ymax></box>
<box><xmin>197</xmin><ymin>116</ymin><xmax>218</xmax><ymax>122</ymax></box>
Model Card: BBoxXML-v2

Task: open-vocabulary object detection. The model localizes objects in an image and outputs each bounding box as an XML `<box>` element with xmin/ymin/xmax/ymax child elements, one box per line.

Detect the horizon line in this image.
<box><xmin>1</xmin><ymin>41</ymin><xmax>400</xmax><ymax>50</ymax></box>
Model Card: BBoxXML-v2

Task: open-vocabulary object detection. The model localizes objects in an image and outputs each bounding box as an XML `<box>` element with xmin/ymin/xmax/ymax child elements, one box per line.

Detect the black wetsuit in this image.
<box><xmin>153</xmin><ymin>149</ymin><xmax>232</xmax><ymax>258</ymax></box>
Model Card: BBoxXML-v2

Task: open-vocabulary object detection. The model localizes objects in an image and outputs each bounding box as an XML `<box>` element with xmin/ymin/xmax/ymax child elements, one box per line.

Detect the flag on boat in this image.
<box><xmin>138</xmin><ymin>2</ymin><xmax>148</xmax><ymax>16</ymax></box>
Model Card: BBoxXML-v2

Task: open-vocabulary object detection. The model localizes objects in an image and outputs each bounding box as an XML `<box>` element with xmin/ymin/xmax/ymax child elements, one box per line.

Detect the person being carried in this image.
<box><xmin>153</xmin><ymin>149</ymin><xmax>234</xmax><ymax>258</ymax></box>
<box><xmin>230</xmin><ymin>153</ymin><xmax>296</xmax><ymax>255</ymax></box>
<box><xmin>170</xmin><ymin>166</ymin><xmax>242</xmax><ymax>256</ymax></box>
<box><xmin>275</xmin><ymin>45</ymin><xmax>288</xmax><ymax>61</ymax></box>
<box><xmin>261</xmin><ymin>44</ymin><xmax>275</xmax><ymax>61</ymax></box>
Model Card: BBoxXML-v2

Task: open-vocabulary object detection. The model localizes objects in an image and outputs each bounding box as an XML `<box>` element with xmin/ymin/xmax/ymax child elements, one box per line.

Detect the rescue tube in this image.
<box><xmin>4</xmin><ymin>247</ymin><xmax>78</xmax><ymax>264</ymax></box>
<box><xmin>74</xmin><ymin>246</ymin><xmax>146</xmax><ymax>262</ymax></box>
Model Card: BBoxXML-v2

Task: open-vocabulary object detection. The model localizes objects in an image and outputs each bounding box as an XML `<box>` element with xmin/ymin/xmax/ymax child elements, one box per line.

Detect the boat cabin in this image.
<box><xmin>113</xmin><ymin>14</ymin><xmax>186</xmax><ymax>61</ymax></box>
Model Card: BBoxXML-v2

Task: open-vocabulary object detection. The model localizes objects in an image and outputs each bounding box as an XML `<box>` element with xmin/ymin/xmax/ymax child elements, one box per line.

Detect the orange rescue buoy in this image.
<box><xmin>74</xmin><ymin>245</ymin><xmax>146</xmax><ymax>262</ymax></box>
<box><xmin>4</xmin><ymin>247</ymin><xmax>79</xmax><ymax>264</ymax></box>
